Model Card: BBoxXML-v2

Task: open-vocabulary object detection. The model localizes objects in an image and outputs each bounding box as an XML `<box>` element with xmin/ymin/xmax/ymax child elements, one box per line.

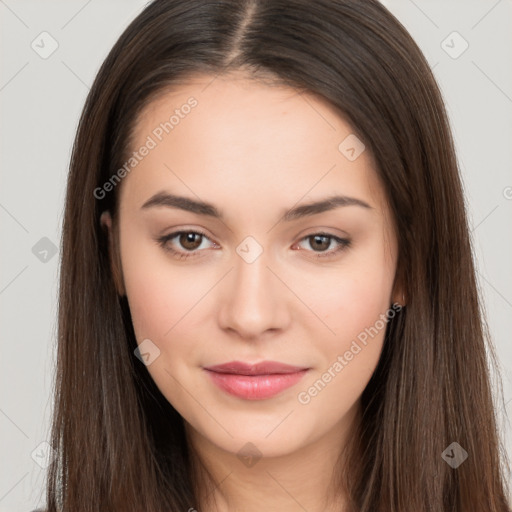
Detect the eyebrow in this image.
<box><xmin>140</xmin><ymin>191</ymin><xmax>373</xmax><ymax>221</ymax></box>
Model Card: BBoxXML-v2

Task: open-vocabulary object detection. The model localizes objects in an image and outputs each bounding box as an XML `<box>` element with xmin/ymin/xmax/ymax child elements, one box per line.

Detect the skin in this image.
<box><xmin>101</xmin><ymin>71</ymin><xmax>404</xmax><ymax>512</ymax></box>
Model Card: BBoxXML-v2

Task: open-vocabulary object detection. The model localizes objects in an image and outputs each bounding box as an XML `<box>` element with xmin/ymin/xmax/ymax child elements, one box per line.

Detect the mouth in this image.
<box><xmin>203</xmin><ymin>360</ymin><xmax>310</xmax><ymax>400</ymax></box>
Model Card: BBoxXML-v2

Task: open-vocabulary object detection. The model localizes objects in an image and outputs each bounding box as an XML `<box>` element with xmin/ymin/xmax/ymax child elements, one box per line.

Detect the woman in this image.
<box><xmin>41</xmin><ymin>0</ymin><xmax>511</xmax><ymax>510</ymax></box>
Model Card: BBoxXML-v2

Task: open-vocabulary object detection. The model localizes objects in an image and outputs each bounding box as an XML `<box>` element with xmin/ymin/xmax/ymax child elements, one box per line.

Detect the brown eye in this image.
<box><xmin>295</xmin><ymin>232</ymin><xmax>351</xmax><ymax>259</ymax></box>
<box><xmin>178</xmin><ymin>232</ymin><xmax>203</xmax><ymax>251</ymax></box>
<box><xmin>156</xmin><ymin>229</ymin><xmax>217</xmax><ymax>260</ymax></box>
<box><xmin>308</xmin><ymin>234</ymin><xmax>331</xmax><ymax>252</ymax></box>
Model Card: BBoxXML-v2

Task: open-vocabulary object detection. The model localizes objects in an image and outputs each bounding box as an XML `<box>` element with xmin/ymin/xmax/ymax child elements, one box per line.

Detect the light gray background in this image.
<box><xmin>1</xmin><ymin>1</ymin><xmax>511</xmax><ymax>510</ymax></box>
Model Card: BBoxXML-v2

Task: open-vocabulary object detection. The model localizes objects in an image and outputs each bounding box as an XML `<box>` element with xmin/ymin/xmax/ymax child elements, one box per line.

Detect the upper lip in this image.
<box><xmin>204</xmin><ymin>360</ymin><xmax>309</xmax><ymax>375</ymax></box>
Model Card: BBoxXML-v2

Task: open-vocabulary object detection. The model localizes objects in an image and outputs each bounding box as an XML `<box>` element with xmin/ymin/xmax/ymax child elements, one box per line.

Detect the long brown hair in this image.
<box><xmin>46</xmin><ymin>0</ymin><xmax>511</xmax><ymax>510</ymax></box>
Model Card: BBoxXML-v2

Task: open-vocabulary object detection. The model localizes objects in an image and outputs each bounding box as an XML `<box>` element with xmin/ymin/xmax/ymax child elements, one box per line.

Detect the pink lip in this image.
<box><xmin>203</xmin><ymin>360</ymin><xmax>309</xmax><ymax>400</ymax></box>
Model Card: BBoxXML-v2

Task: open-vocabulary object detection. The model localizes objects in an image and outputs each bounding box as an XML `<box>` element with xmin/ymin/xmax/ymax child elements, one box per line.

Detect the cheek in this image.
<box><xmin>121</xmin><ymin>246</ymin><xmax>208</xmax><ymax>406</ymax></box>
<box><xmin>308</xmin><ymin>242</ymin><xmax>395</xmax><ymax>344</ymax></box>
<box><xmin>297</xmin><ymin>274</ymin><xmax>392</xmax><ymax>413</ymax></box>
<box><xmin>296</xmin><ymin>237</ymin><xmax>395</xmax><ymax>405</ymax></box>
<box><xmin>119</xmin><ymin>235</ymin><xmax>200</xmax><ymax>346</ymax></box>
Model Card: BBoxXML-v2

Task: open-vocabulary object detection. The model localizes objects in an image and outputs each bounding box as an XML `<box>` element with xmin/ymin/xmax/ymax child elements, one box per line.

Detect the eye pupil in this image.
<box><xmin>310</xmin><ymin>235</ymin><xmax>330</xmax><ymax>251</ymax></box>
<box><xmin>180</xmin><ymin>232</ymin><xmax>202</xmax><ymax>250</ymax></box>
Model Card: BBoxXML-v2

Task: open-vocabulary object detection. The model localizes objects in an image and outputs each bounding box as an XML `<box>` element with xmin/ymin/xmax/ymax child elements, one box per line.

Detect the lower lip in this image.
<box><xmin>204</xmin><ymin>369</ymin><xmax>309</xmax><ymax>400</ymax></box>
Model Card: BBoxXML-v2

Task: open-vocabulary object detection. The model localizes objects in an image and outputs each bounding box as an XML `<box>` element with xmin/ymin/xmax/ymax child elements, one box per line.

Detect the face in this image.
<box><xmin>101</xmin><ymin>72</ymin><xmax>401</xmax><ymax>460</ymax></box>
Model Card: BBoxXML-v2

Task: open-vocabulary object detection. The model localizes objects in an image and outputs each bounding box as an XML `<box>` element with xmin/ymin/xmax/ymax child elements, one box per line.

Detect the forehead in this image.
<box><xmin>120</xmin><ymin>72</ymin><xmax>388</xmax><ymax>216</ymax></box>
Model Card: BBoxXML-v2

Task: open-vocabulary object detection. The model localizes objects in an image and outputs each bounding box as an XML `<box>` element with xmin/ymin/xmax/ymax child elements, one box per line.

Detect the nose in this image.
<box><xmin>217</xmin><ymin>247</ymin><xmax>291</xmax><ymax>340</ymax></box>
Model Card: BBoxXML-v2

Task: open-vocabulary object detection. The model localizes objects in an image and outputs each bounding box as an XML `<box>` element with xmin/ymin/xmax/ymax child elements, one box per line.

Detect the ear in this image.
<box><xmin>100</xmin><ymin>210</ymin><xmax>126</xmax><ymax>297</ymax></box>
<box><xmin>392</xmin><ymin>289</ymin><xmax>406</xmax><ymax>307</ymax></box>
<box><xmin>391</xmin><ymin>274</ymin><xmax>406</xmax><ymax>307</ymax></box>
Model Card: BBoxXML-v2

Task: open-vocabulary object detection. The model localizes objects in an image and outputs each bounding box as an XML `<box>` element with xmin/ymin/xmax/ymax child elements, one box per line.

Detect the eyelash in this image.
<box><xmin>155</xmin><ymin>230</ymin><xmax>351</xmax><ymax>261</ymax></box>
